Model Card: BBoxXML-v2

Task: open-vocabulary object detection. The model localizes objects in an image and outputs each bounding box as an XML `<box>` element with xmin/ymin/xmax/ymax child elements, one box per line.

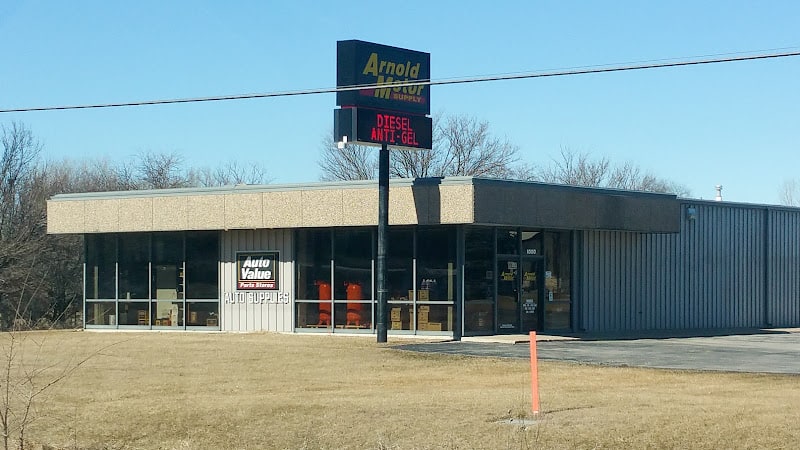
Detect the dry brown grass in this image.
<box><xmin>6</xmin><ymin>330</ymin><xmax>800</xmax><ymax>449</ymax></box>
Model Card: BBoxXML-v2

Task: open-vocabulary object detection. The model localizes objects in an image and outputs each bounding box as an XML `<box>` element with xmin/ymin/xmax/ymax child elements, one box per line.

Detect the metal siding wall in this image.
<box><xmin>768</xmin><ymin>210</ymin><xmax>800</xmax><ymax>326</ymax></box>
<box><xmin>220</xmin><ymin>229</ymin><xmax>294</xmax><ymax>332</ymax></box>
<box><xmin>580</xmin><ymin>203</ymin><xmax>768</xmax><ymax>333</ymax></box>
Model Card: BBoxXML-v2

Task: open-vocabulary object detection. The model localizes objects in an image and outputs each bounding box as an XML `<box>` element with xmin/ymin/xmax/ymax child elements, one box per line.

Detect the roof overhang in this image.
<box><xmin>47</xmin><ymin>177</ymin><xmax>680</xmax><ymax>234</ymax></box>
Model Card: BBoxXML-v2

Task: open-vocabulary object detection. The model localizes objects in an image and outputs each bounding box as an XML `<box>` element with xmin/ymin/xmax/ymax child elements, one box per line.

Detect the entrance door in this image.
<box><xmin>519</xmin><ymin>258</ymin><xmax>543</xmax><ymax>332</ymax></box>
<box><xmin>496</xmin><ymin>259</ymin><xmax>519</xmax><ymax>332</ymax></box>
<box><xmin>496</xmin><ymin>258</ymin><xmax>543</xmax><ymax>333</ymax></box>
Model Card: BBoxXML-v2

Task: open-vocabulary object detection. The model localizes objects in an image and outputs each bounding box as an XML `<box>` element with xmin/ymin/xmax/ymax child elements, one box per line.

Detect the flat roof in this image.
<box><xmin>47</xmin><ymin>176</ymin><xmax>682</xmax><ymax>234</ymax></box>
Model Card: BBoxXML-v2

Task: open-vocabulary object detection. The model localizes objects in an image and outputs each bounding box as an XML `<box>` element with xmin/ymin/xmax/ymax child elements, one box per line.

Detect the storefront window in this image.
<box><xmin>152</xmin><ymin>233</ymin><xmax>184</xmax><ymax>327</ymax></box>
<box><xmin>117</xmin><ymin>301</ymin><xmax>149</xmax><ymax>326</ymax></box>
<box><xmin>333</xmin><ymin>229</ymin><xmax>372</xmax><ymax>301</ymax></box>
<box><xmin>85</xmin><ymin>231</ymin><xmax>220</xmax><ymax>329</ymax></box>
<box><xmin>387</xmin><ymin>228</ymin><xmax>413</xmax><ymax>300</ymax></box>
<box><xmin>119</xmin><ymin>233</ymin><xmax>149</xmax><ymax>300</ymax></box>
<box><xmin>295</xmin><ymin>229</ymin><xmax>333</xmax><ymax>330</ymax></box>
<box><xmin>85</xmin><ymin>301</ymin><xmax>115</xmax><ymax>326</ymax></box>
<box><xmin>543</xmin><ymin>231</ymin><xmax>571</xmax><ymax>329</ymax></box>
<box><xmin>388</xmin><ymin>302</ymin><xmax>412</xmax><ymax>331</ymax></box>
<box><xmin>416</xmin><ymin>304</ymin><xmax>454</xmax><ymax>332</ymax></box>
<box><xmin>333</xmin><ymin>301</ymin><xmax>372</xmax><ymax>330</ymax></box>
<box><xmin>464</xmin><ymin>228</ymin><xmax>494</xmax><ymax>333</ymax></box>
<box><xmin>497</xmin><ymin>228</ymin><xmax>518</xmax><ymax>255</ymax></box>
<box><xmin>296</xmin><ymin>230</ymin><xmax>332</xmax><ymax>300</ymax></box>
<box><xmin>186</xmin><ymin>301</ymin><xmax>218</xmax><ymax>327</ymax></box>
<box><xmin>415</xmin><ymin>227</ymin><xmax>456</xmax><ymax>302</ymax></box>
<box><xmin>186</xmin><ymin>232</ymin><xmax>219</xmax><ymax>299</ymax></box>
<box><xmin>85</xmin><ymin>234</ymin><xmax>116</xmax><ymax>300</ymax></box>
<box><xmin>521</xmin><ymin>230</ymin><xmax>541</xmax><ymax>256</ymax></box>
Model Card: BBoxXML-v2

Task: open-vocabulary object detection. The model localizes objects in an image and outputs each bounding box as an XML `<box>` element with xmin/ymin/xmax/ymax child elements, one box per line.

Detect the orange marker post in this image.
<box><xmin>529</xmin><ymin>331</ymin><xmax>540</xmax><ymax>414</ymax></box>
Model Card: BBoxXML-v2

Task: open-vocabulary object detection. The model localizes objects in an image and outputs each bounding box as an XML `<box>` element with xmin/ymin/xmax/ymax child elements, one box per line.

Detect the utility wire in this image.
<box><xmin>1</xmin><ymin>49</ymin><xmax>799</xmax><ymax>114</ymax></box>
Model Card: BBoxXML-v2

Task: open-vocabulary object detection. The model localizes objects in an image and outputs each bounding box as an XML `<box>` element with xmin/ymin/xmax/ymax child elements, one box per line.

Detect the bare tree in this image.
<box><xmin>134</xmin><ymin>150</ymin><xmax>190</xmax><ymax>189</ymax></box>
<box><xmin>529</xmin><ymin>148</ymin><xmax>689</xmax><ymax>196</ymax></box>
<box><xmin>779</xmin><ymin>179</ymin><xmax>799</xmax><ymax>206</ymax></box>
<box><xmin>318</xmin><ymin>138</ymin><xmax>378</xmax><ymax>181</ymax></box>
<box><xmin>191</xmin><ymin>160</ymin><xmax>273</xmax><ymax>187</ymax></box>
<box><xmin>0</xmin><ymin>123</ymin><xmax>41</xmax><ymax>242</ymax></box>
<box><xmin>0</xmin><ymin>316</ymin><xmax>122</xmax><ymax>449</ymax></box>
<box><xmin>531</xmin><ymin>148</ymin><xmax>610</xmax><ymax>186</ymax></box>
<box><xmin>0</xmin><ymin>124</ymin><xmax>47</xmax><ymax>328</ymax></box>
<box><xmin>424</xmin><ymin>114</ymin><xmax>519</xmax><ymax>178</ymax></box>
<box><xmin>319</xmin><ymin>114</ymin><xmax>520</xmax><ymax>181</ymax></box>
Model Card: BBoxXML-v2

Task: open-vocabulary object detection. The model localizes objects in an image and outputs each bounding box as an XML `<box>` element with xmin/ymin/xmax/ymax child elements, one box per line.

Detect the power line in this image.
<box><xmin>1</xmin><ymin>49</ymin><xmax>799</xmax><ymax>114</ymax></box>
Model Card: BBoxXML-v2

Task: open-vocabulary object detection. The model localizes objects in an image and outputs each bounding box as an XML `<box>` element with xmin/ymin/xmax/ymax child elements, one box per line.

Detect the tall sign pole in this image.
<box><xmin>376</xmin><ymin>143</ymin><xmax>389</xmax><ymax>342</ymax></box>
<box><xmin>334</xmin><ymin>40</ymin><xmax>432</xmax><ymax>343</ymax></box>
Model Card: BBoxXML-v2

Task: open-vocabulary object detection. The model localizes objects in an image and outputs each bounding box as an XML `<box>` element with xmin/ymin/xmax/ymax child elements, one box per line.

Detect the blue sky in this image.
<box><xmin>1</xmin><ymin>0</ymin><xmax>798</xmax><ymax>204</ymax></box>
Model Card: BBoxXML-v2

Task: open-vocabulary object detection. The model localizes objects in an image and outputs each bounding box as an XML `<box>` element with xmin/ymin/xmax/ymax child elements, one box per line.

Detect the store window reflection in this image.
<box><xmin>186</xmin><ymin>232</ymin><xmax>219</xmax><ymax>300</ymax></box>
<box><xmin>85</xmin><ymin>301</ymin><xmax>115</xmax><ymax>326</ymax></box>
<box><xmin>295</xmin><ymin>229</ymin><xmax>333</xmax><ymax>329</ymax></box>
<box><xmin>152</xmin><ymin>233</ymin><xmax>184</xmax><ymax>327</ymax></box>
<box><xmin>415</xmin><ymin>228</ymin><xmax>456</xmax><ymax>302</ymax></box>
<box><xmin>464</xmin><ymin>228</ymin><xmax>494</xmax><ymax>333</ymax></box>
<box><xmin>85</xmin><ymin>232</ymin><xmax>220</xmax><ymax>329</ymax></box>
<box><xmin>333</xmin><ymin>229</ymin><xmax>372</xmax><ymax>329</ymax></box>
<box><xmin>118</xmin><ymin>233</ymin><xmax>149</xmax><ymax>300</ymax></box>
<box><xmin>416</xmin><ymin>227</ymin><xmax>455</xmax><ymax>333</ymax></box>
<box><xmin>85</xmin><ymin>234</ymin><xmax>116</xmax><ymax>300</ymax></box>
<box><xmin>543</xmin><ymin>231</ymin><xmax>571</xmax><ymax>329</ymax></box>
<box><xmin>388</xmin><ymin>228</ymin><xmax>413</xmax><ymax>300</ymax></box>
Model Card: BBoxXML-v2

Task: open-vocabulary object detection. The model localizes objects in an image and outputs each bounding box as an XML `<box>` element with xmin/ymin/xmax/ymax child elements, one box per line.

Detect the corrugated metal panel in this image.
<box><xmin>767</xmin><ymin>209</ymin><xmax>800</xmax><ymax>326</ymax></box>
<box><xmin>579</xmin><ymin>203</ymin><xmax>771</xmax><ymax>332</ymax></box>
<box><xmin>220</xmin><ymin>229</ymin><xmax>294</xmax><ymax>332</ymax></box>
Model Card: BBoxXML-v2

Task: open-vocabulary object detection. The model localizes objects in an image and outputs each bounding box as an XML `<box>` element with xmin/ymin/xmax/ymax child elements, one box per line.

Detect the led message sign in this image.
<box><xmin>337</xmin><ymin>40</ymin><xmax>431</xmax><ymax>116</ymax></box>
<box><xmin>334</xmin><ymin>107</ymin><xmax>432</xmax><ymax>150</ymax></box>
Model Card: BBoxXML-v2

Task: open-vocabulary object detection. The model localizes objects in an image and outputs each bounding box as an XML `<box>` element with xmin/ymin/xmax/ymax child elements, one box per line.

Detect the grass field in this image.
<box><xmin>4</xmin><ymin>330</ymin><xmax>799</xmax><ymax>449</ymax></box>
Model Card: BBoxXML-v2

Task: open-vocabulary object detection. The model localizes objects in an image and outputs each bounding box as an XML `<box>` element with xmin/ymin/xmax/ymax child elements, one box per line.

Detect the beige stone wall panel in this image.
<box><xmin>301</xmin><ymin>189</ymin><xmax>343</xmax><ymax>227</ymax></box>
<box><xmin>224</xmin><ymin>193</ymin><xmax>264</xmax><ymax>229</ymax></box>
<box><xmin>116</xmin><ymin>198</ymin><xmax>153</xmax><ymax>232</ymax></box>
<box><xmin>151</xmin><ymin>196</ymin><xmax>188</xmax><ymax>231</ymax></box>
<box><xmin>187</xmin><ymin>195</ymin><xmax>225</xmax><ymax>230</ymax></box>
<box><xmin>439</xmin><ymin>184</ymin><xmax>474</xmax><ymax>224</ymax></box>
<box><xmin>46</xmin><ymin>200</ymin><xmax>85</xmax><ymax>234</ymax></box>
<box><xmin>262</xmin><ymin>191</ymin><xmax>303</xmax><ymax>228</ymax></box>
<box><xmin>84</xmin><ymin>199</ymin><xmax>119</xmax><ymax>233</ymax></box>
<box><xmin>341</xmin><ymin>188</ymin><xmax>377</xmax><ymax>226</ymax></box>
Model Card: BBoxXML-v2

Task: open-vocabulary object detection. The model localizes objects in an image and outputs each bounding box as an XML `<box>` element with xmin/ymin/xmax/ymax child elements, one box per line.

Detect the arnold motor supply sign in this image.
<box><xmin>236</xmin><ymin>251</ymin><xmax>279</xmax><ymax>290</ymax></box>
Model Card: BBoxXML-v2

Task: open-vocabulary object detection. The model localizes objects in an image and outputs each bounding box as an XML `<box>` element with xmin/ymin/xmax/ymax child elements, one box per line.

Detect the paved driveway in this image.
<box><xmin>394</xmin><ymin>331</ymin><xmax>800</xmax><ymax>374</ymax></box>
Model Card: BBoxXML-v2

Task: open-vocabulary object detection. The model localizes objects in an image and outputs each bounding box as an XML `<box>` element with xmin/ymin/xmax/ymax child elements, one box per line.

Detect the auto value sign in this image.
<box><xmin>236</xmin><ymin>251</ymin><xmax>279</xmax><ymax>290</ymax></box>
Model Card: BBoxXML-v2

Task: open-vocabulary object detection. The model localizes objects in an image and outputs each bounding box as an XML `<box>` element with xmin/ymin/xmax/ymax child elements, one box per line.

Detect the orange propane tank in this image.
<box><xmin>345</xmin><ymin>282</ymin><xmax>363</xmax><ymax>327</ymax></box>
<box><xmin>315</xmin><ymin>281</ymin><xmax>332</xmax><ymax>326</ymax></box>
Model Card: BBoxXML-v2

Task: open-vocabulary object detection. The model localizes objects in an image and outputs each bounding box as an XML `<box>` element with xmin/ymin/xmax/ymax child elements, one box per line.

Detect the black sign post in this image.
<box><xmin>376</xmin><ymin>143</ymin><xmax>389</xmax><ymax>343</ymax></box>
<box><xmin>334</xmin><ymin>40</ymin><xmax>431</xmax><ymax>343</ymax></box>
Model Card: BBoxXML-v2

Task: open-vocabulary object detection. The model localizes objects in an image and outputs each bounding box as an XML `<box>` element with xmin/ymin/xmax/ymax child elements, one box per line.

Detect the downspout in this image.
<box><xmin>763</xmin><ymin>207</ymin><xmax>771</xmax><ymax>327</ymax></box>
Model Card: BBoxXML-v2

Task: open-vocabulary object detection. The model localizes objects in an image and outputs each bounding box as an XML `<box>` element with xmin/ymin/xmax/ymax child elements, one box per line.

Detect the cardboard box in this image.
<box><xmin>391</xmin><ymin>321</ymin><xmax>403</xmax><ymax>330</ymax></box>
<box><xmin>425</xmin><ymin>322</ymin><xmax>442</xmax><ymax>331</ymax></box>
<box><xmin>418</xmin><ymin>311</ymin><xmax>429</xmax><ymax>323</ymax></box>
<box><xmin>390</xmin><ymin>308</ymin><xmax>401</xmax><ymax>321</ymax></box>
<box><xmin>418</xmin><ymin>305</ymin><xmax>430</xmax><ymax>312</ymax></box>
<box><xmin>409</xmin><ymin>290</ymin><xmax>431</xmax><ymax>301</ymax></box>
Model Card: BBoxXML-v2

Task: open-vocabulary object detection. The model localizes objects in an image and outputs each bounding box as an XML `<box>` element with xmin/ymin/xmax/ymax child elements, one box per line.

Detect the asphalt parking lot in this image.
<box><xmin>394</xmin><ymin>329</ymin><xmax>800</xmax><ymax>374</ymax></box>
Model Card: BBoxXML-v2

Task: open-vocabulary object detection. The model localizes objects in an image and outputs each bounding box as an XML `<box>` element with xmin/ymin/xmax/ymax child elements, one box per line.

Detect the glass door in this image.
<box><xmin>496</xmin><ymin>257</ymin><xmax>544</xmax><ymax>333</ymax></box>
<box><xmin>520</xmin><ymin>258</ymin><xmax>544</xmax><ymax>332</ymax></box>
<box><xmin>496</xmin><ymin>259</ymin><xmax>519</xmax><ymax>332</ymax></box>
